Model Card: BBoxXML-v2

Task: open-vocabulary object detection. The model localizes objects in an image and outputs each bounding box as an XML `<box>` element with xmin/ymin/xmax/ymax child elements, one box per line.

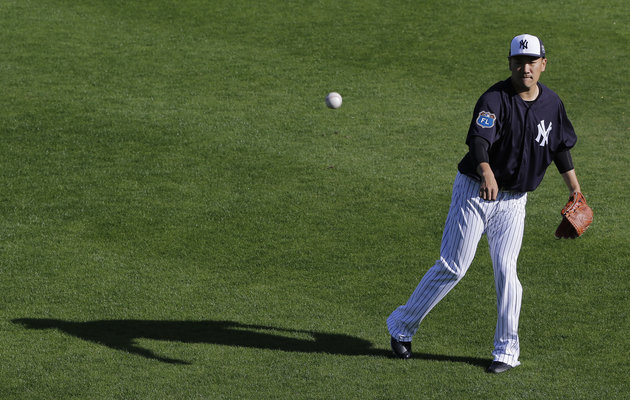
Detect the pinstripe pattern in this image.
<box><xmin>387</xmin><ymin>172</ymin><xmax>527</xmax><ymax>367</ymax></box>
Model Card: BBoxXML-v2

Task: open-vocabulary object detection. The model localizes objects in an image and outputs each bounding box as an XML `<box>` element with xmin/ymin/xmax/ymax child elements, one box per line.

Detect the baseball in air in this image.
<box><xmin>325</xmin><ymin>92</ymin><xmax>342</xmax><ymax>109</ymax></box>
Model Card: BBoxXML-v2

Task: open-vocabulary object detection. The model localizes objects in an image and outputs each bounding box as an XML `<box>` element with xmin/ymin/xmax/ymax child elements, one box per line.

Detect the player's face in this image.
<box><xmin>509</xmin><ymin>56</ymin><xmax>547</xmax><ymax>91</ymax></box>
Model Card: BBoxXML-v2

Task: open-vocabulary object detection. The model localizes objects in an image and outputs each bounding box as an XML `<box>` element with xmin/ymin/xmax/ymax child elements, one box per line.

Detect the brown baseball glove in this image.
<box><xmin>555</xmin><ymin>192</ymin><xmax>593</xmax><ymax>239</ymax></box>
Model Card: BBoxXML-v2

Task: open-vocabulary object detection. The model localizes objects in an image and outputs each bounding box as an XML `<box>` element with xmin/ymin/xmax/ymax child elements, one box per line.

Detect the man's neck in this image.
<box><xmin>513</xmin><ymin>81</ymin><xmax>540</xmax><ymax>101</ymax></box>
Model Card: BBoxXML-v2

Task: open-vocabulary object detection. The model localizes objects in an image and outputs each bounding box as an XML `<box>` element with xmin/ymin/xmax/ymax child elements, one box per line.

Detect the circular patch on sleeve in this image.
<box><xmin>476</xmin><ymin>111</ymin><xmax>496</xmax><ymax>128</ymax></box>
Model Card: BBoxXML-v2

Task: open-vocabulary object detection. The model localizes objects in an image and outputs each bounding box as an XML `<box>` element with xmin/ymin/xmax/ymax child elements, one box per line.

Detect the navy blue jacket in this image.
<box><xmin>458</xmin><ymin>78</ymin><xmax>577</xmax><ymax>192</ymax></box>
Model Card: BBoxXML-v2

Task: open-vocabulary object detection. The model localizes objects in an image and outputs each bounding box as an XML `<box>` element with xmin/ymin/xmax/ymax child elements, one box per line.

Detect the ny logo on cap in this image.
<box><xmin>520</xmin><ymin>39</ymin><xmax>528</xmax><ymax>50</ymax></box>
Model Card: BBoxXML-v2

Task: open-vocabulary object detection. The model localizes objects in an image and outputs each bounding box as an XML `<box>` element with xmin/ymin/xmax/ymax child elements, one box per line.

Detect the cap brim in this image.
<box><xmin>509</xmin><ymin>52</ymin><xmax>545</xmax><ymax>58</ymax></box>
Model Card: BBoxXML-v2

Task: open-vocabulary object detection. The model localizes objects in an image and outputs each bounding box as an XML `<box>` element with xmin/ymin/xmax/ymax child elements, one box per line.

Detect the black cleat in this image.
<box><xmin>486</xmin><ymin>361</ymin><xmax>513</xmax><ymax>374</ymax></box>
<box><xmin>390</xmin><ymin>337</ymin><xmax>412</xmax><ymax>359</ymax></box>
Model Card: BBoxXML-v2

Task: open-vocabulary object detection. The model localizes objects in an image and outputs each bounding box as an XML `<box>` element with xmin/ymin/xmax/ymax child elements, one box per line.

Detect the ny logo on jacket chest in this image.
<box><xmin>535</xmin><ymin>120</ymin><xmax>552</xmax><ymax>147</ymax></box>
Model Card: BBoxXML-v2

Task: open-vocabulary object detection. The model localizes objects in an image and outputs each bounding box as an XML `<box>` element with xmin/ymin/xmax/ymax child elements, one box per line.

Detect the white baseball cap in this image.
<box><xmin>509</xmin><ymin>34</ymin><xmax>546</xmax><ymax>58</ymax></box>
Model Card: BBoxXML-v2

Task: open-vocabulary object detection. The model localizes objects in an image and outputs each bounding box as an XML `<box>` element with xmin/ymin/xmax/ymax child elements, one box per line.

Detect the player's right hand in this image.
<box><xmin>478</xmin><ymin>163</ymin><xmax>498</xmax><ymax>201</ymax></box>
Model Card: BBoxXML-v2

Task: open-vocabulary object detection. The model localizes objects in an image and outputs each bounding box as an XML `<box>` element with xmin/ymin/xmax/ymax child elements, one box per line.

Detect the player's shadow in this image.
<box><xmin>12</xmin><ymin>318</ymin><xmax>387</xmax><ymax>364</ymax></box>
<box><xmin>12</xmin><ymin>318</ymin><xmax>489</xmax><ymax>368</ymax></box>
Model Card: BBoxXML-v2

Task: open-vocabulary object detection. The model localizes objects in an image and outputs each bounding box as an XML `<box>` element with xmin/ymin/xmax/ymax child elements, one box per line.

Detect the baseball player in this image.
<box><xmin>387</xmin><ymin>34</ymin><xmax>589</xmax><ymax>373</ymax></box>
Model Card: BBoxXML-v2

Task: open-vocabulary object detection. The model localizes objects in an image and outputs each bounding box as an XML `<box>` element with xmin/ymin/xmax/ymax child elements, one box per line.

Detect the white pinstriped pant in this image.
<box><xmin>387</xmin><ymin>172</ymin><xmax>527</xmax><ymax>367</ymax></box>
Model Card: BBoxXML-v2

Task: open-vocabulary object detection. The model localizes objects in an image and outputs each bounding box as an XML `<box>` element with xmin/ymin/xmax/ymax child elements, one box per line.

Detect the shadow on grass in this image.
<box><xmin>12</xmin><ymin>318</ymin><xmax>489</xmax><ymax>368</ymax></box>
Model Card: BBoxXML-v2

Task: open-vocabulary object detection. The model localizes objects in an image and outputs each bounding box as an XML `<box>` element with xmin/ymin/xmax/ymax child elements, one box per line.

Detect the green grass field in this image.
<box><xmin>1</xmin><ymin>0</ymin><xmax>629</xmax><ymax>398</ymax></box>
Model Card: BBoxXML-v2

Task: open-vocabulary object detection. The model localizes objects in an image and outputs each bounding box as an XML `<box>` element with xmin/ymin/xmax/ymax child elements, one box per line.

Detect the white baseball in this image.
<box><xmin>325</xmin><ymin>92</ymin><xmax>342</xmax><ymax>109</ymax></box>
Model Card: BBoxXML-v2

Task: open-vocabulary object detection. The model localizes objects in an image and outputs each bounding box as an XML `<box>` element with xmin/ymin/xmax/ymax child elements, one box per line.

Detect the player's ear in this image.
<box><xmin>541</xmin><ymin>58</ymin><xmax>547</xmax><ymax>71</ymax></box>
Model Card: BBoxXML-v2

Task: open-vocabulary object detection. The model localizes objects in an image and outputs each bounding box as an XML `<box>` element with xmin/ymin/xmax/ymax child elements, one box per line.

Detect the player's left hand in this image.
<box><xmin>555</xmin><ymin>191</ymin><xmax>593</xmax><ymax>239</ymax></box>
